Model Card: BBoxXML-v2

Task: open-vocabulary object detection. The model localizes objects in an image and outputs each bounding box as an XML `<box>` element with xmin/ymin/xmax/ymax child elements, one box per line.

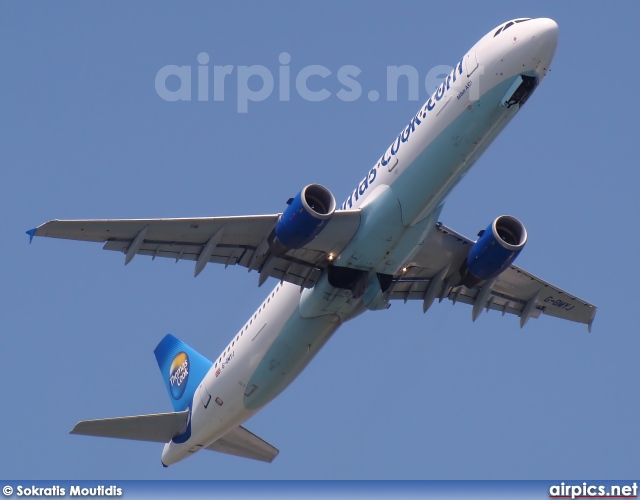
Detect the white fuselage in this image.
<box><xmin>162</xmin><ymin>17</ymin><xmax>559</xmax><ymax>466</ymax></box>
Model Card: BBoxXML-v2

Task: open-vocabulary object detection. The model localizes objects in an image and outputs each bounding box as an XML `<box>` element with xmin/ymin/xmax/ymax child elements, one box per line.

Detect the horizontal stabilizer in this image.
<box><xmin>70</xmin><ymin>410</ymin><xmax>189</xmax><ymax>443</ymax></box>
<box><xmin>206</xmin><ymin>425</ymin><xmax>279</xmax><ymax>463</ymax></box>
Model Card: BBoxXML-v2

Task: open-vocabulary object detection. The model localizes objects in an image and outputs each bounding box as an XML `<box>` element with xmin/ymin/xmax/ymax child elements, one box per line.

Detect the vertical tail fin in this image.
<box><xmin>154</xmin><ymin>334</ymin><xmax>213</xmax><ymax>412</ymax></box>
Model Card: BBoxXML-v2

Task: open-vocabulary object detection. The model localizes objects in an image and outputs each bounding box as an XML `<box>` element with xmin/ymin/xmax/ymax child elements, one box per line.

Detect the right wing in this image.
<box><xmin>30</xmin><ymin>211</ymin><xmax>360</xmax><ymax>289</ymax></box>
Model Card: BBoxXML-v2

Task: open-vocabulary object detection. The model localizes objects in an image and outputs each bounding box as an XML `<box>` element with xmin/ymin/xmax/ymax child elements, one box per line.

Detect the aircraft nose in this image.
<box><xmin>524</xmin><ymin>18</ymin><xmax>558</xmax><ymax>77</ymax></box>
<box><xmin>534</xmin><ymin>18</ymin><xmax>559</xmax><ymax>49</ymax></box>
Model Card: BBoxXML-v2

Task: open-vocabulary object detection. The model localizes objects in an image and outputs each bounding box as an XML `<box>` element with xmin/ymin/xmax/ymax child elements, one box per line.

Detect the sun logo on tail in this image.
<box><xmin>169</xmin><ymin>352</ymin><xmax>190</xmax><ymax>400</ymax></box>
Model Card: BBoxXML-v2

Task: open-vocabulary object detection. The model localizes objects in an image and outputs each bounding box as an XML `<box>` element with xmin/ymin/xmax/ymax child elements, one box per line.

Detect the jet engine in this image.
<box><xmin>271</xmin><ymin>184</ymin><xmax>336</xmax><ymax>254</ymax></box>
<box><xmin>461</xmin><ymin>215</ymin><xmax>527</xmax><ymax>288</ymax></box>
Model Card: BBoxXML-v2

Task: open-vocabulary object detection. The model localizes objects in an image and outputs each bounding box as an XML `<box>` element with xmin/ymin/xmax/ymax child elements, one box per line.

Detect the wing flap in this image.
<box><xmin>206</xmin><ymin>425</ymin><xmax>279</xmax><ymax>463</ymax></box>
<box><xmin>70</xmin><ymin>410</ymin><xmax>190</xmax><ymax>443</ymax></box>
<box><xmin>302</xmin><ymin>210</ymin><xmax>363</xmax><ymax>254</ymax></box>
<box><xmin>407</xmin><ymin>223</ymin><xmax>473</xmax><ymax>276</ymax></box>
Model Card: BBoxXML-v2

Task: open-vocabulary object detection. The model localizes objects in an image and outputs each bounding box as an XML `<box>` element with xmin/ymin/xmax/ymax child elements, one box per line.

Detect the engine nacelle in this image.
<box><xmin>272</xmin><ymin>184</ymin><xmax>336</xmax><ymax>253</ymax></box>
<box><xmin>462</xmin><ymin>215</ymin><xmax>527</xmax><ymax>288</ymax></box>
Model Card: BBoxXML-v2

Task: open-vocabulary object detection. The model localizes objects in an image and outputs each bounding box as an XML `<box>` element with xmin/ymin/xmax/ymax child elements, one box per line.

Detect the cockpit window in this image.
<box><xmin>494</xmin><ymin>18</ymin><xmax>531</xmax><ymax>37</ymax></box>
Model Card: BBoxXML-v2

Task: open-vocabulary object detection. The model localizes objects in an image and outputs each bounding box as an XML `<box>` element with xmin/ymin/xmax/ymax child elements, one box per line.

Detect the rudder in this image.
<box><xmin>154</xmin><ymin>334</ymin><xmax>213</xmax><ymax>412</ymax></box>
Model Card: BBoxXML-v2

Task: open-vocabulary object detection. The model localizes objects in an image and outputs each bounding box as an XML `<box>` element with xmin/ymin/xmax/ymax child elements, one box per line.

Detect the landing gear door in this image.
<box><xmin>464</xmin><ymin>48</ymin><xmax>479</xmax><ymax>77</ymax></box>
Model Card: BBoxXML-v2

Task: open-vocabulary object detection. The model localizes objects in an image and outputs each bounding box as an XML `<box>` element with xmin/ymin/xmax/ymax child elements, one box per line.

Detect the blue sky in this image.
<box><xmin>2</xmin><ymin>1</ymin><xmax>638</xmax><ymax>480</ymax></box>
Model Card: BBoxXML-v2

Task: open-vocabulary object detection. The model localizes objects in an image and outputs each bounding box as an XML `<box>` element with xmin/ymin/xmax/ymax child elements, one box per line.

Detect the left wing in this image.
<box><xmin>30</xmin><ymin>212</ymin><xmax>360</xmax><ymax>289</ymax></box>
<box><xmin>389</xmin><ymin>223</ymin><xmax>597</xmax><ymax>331</ymax></box>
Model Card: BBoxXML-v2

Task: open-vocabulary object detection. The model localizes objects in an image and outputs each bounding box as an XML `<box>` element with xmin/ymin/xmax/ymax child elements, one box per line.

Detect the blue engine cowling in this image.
<box><xmin>272</xmin><ymin>184</ymin><xmax>336</xmax><ymax>254</ymax></box>
<box><xmin>462</xmin><ymin>215</ymin><xmax>527</xmax><ymax>288</ymax></box>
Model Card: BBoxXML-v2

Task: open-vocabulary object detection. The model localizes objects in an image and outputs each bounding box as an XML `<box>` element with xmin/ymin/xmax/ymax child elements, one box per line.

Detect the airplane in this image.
<box><xmin>27</xmin><ymin>17</ymin><xmax>596</xmax><ymax>467</ymax></box>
